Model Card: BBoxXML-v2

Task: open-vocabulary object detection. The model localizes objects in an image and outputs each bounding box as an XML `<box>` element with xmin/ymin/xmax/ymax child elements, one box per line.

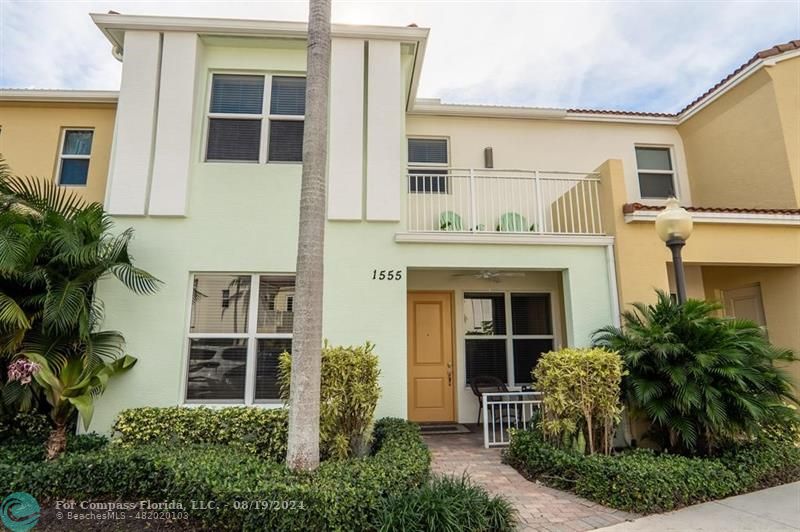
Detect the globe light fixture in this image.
<box><xmin>655</xmin><ymin>198</ymin><xmax>693</xmax><ymax>304</ymax></box>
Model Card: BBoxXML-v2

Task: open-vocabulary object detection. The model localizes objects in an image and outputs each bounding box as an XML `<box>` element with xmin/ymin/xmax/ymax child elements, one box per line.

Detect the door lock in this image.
<box><xmin>447</xmin><ymin>362</ymin><xmax>452</xmax><ymax>386</ymax></box>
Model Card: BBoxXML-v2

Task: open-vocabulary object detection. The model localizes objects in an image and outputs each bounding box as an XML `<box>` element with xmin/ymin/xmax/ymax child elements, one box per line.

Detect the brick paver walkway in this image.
<box><xmin>424</xmin><ymin>430</ymin><xmax>636</xmax><ymax>532</ymax></box>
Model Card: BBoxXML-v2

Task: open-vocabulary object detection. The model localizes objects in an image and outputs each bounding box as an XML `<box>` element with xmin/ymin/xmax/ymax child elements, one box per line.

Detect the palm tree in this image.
<box><xmin>0</xmin><ymin>162</ymin><xmax>160</xmax><ymax>457</ymax></box>
<box><xmin>593</xmin><ymin>290</ymin><xmax>797</xmax><ymax>455</ymax></box>
<box><xmin>286</xmin><ymin>0</ymin><xmax>331</xmax><ymax>471</ymax></box>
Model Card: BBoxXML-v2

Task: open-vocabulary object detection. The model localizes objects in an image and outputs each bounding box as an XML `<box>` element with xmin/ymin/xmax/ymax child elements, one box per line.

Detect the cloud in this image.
<box><xmin>1</xmin><ymin>0</ymin><xmax>798</xmax><ymax>113</ymax></box>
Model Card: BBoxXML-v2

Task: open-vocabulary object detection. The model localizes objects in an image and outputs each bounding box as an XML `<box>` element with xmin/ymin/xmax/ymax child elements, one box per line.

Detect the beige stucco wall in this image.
<box><xmin>0</xmin><ymin>102</ymin><xmax>116</xmax><ymax>204</ymax></box>
<box><xmin>406</xmin><ymin>115</ymin><xmax>693</xmax><ymax>205</ymax></box>
<box><xmin>678</xmin><ymin>57</ymin><xmax>800</xmax><ymax>209</ymax></box>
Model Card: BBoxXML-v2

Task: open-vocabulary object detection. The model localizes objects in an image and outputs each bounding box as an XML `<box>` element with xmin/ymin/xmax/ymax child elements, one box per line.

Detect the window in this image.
<box><xmin>408</xmin><ymin>138</ymin><xmax>449</xmax><ymax>193</ymax></box>
<box><xmin>464</xmin><ymin>292</ymin><xmax>555</xmax><ymax>385</ymax></box>
<box><xmin>185</xmin><ymin>274</ymin><xmax>294</xmax><ymax>403</ymax></box>
<box><xmin>205</xmin><ymin>74</ymin><xmax>305</xmax><ymax>163</ymax></box>
<box><xmin>58</xmin><ymin>130</ymin><xmax>93</xmax><ymax>185</ymax></box>
<box><xmin>635</xmin><ymin>146</ymin><xmax>676</xmax><ymax>199</ymax></box>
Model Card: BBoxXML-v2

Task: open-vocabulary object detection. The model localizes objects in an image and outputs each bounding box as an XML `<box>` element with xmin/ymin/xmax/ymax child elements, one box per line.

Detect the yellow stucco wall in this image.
<box><xmin>702</xmin><ymin>266</ymin><xmax>800</xmax><ymax>383</ymax></box>
<box><xmin>0</xmin><ymin>102</ymin><xmax>116</xmax><ymax>204</ymax></box>
<box><xmin>600</xmin><ymin>159</ymin><xmax>800</xmax><ymax>382</ymax></box>
<box><xmin>678</xmin><ymin>57</ymin><xmax>800</xmax><ymax>209</ymax></box>
<box><xmin>768</xmin><ymin>56</ymin><xmax>800</xmax><ymax>207</ymax></box>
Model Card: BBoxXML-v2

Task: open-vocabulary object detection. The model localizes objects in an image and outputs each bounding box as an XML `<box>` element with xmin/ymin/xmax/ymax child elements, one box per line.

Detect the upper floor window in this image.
<box><xmin>205</xmin><ymin>74</ymin><xmax>305</xmax><ymax>163</ymax></box>
<box><xmin>635</xmin><ymin>146</ymin><xmax>676</xmax><ymax>199</ymax></box>
<box><xmin>58</xmin><ymin>129</ymin><xmax>93</xmax><ymax>186</ymax></box>
<box><xmin>408</xmin><ymin>137</ymin><xmax>449</xmax><ymax>193</ymax></box>
<box><xmin>186</xmin><ymin>273</ymin><xmax>295</xmax><ymax>404</ymax></box>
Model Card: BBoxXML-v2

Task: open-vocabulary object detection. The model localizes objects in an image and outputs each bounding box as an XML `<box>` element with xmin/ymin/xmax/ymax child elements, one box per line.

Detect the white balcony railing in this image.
<box><xmin>406</xmin><ymin>169</ymin><xmax>604</xmax><ymax>235</ymax></box>
<box><xmin>482</xmin><ymin>391</ymin><xmax>543</xmax><ymax>447</ymax></box>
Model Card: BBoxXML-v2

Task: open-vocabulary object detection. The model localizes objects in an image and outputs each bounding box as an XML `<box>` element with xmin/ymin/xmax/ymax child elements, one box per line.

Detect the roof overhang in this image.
<box><xmin>0</xmin><ymin>89</ymin><xmax>118</xmax><ymax>104</ymax></box>
<box><xmin>90</xmin><ymin>13</ymin><xmax>429</xmax><ymax>111</ymax></box>
<box><xmin>408</xmin><ymin>98</ymin><xmax>567</xmax><ymax>120</ymax></box>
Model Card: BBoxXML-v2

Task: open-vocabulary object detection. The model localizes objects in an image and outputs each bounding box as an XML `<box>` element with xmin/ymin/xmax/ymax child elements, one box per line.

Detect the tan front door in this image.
<box><xmin>407</xmin><ymin>292</ymin><xmax>455</xmax><ymax>422</ymax></box>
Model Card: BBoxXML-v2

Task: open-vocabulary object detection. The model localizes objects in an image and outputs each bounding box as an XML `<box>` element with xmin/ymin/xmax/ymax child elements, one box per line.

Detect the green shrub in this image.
<box><xmin>280</xmin><ymin>341</ymin><xmax>381</xmax><ymax>459</ymax></box>
<box><xmin>576</xmin><ymin>450</ymin><xmax>738</xmax><ymax>513</ymax></box>
<box><xmin>377</xmin><ymin>475</ymin><xmax>516</xmax><ymax>532</ymax></box>
<box><xmin>719</xmin><ymin>438</ymin><xmax>800</xmax><ymax>490</ymax></box>
<box><xmin>113</xmin><ymin>406</ymin><xmax>288</xmax><ymax>461</ymax></box>
<box><xmin>505</xmin><ymin>427</ymin><xmax>800</xmax><ymax>514</ymax></box>
<box><xmin>0</xmin><ymin>433</ymin><xmax>108</xmax><ymax>464</ymax></box>
<box><xmin>2</xmin><ymin>418</ymin><xmax>431</xmax><ymax>531</ymax></box>
<box><xmin>593</xmin><ymin>291</ymin><xmax>798</xmax><ymax>454</ymax></box>
<box><xmin>534</xmin><ymin>347</ymin><xmax>624</xmax><ymax>455</ymax></box>
<box><xmin>0</xmin><ymin>412</ymin><xmax>51</xmax><ymax>442</ymax></box>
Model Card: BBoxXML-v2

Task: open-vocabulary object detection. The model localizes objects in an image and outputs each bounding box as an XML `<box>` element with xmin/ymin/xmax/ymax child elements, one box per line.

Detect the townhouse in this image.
<box><xmin>0</xmin><ymin>90</ymin><xmax>117</xmax><ymax>204</ymax></box>
<box><xmin>0</xmin><ymin>13</ymin><xmax>797</xmax><ymax>433</ymax></box>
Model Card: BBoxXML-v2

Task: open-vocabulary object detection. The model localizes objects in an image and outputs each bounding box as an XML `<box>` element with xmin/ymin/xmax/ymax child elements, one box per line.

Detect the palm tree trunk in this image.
<box><xmin>286</xmin><ymin>0</ymin><xmax>331</xmax><ymax>471</ymax></box>
<box><xmin>46</xmin><ymin>422</ymin><xmax>67</xmax><ymax>460</ymax></box>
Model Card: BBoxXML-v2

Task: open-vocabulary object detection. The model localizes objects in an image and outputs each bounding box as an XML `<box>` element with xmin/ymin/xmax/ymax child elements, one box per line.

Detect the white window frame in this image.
<box><xmin>463</xmin><ymin>290</ymin><xmax>559</xmax><ymax>386</ymax></box>
<box><xmin>407</xmin><ymin>136</ymin><xmax>450</xmax><ymax>194</ymax></box>
<box><xmin>183</xmin><ymin>272</ymin><xmax>294</xmax><ymax>406</ymax></box>
<box><xmin>203</xmin><ymin>71</ymin><xmax>305</xmax><ymax>164</ymax></box>
<box><xmin>56</xmin><ymin>128</ymin><xmax>93</xmax><ymax>187</ymax></box>
<box><xmin>634</xmin><ymin>144</ymin><xmax>679</xmax><ymax>200</ymax></box>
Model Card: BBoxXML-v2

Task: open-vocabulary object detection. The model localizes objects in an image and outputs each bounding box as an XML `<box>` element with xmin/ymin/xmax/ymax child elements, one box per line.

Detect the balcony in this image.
<box><xmin>404</xmin><ymin>169</ymin><xmax>604</xmax><ymax>238</ymax></box>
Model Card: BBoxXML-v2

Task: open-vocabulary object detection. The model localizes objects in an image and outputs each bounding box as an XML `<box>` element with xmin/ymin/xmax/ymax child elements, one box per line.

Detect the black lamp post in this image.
<box><xmin>655</xmin><ymin>198</ymin><xmax>694</xmax><ymax>304</ymax></box>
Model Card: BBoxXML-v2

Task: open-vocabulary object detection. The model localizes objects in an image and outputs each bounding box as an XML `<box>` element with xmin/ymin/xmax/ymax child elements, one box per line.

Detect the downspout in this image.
<box><xmin>605</xmin><ymin>243</ymin><xmax>621</xmax><ymax>327</ymax></box>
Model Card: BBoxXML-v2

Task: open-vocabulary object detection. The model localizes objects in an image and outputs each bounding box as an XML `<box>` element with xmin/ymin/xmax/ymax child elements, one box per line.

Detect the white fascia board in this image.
<box><xmin>0</xmin><ymin>89</ymin><xmax>118</xmax><ymax>103</ymax></box>
<box><xmin>625</xmin><ymin>210</ymin><xmax>800</xmax><ymax>226</ymax></box>
<box><xmin>395</xmin><ymin>232</ymin><xmax>615</xmax><ymax>246</ymax></box>
<box><xmin>408</xmin><ymin>101</ymin><xmax>567</xmax><ymax>120</ymax></box>
<box><xmin>91</xmin><ymin>13</ymin><xmax>429</xmax><ymax>51</ymax></box>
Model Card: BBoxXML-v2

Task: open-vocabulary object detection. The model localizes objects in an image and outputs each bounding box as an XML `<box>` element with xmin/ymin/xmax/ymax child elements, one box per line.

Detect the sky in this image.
<box><xmin>0</xmin><ymin>0</ymin><xmax>798</xmax><ymax>113</ymax></box>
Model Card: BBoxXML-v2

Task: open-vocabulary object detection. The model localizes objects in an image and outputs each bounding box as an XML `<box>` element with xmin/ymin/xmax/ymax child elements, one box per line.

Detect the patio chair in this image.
<box><xmin>496</xmin><ymin>212</ymin><xmax>528</xmax><ymax>232</ymax></box>
<box><xmin>439</xmin><ymin>210</ymin><xmax>464</xmax><ymax>231</ymax></box>
<box><xmin>470</xmin><ymin>375</ymin><xmax>515</xmax><ymax>424</ymax></box>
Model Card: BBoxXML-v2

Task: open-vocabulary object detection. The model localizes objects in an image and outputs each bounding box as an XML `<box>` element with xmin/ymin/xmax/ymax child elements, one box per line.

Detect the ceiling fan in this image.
<box><xmin>451</xmin><ymin>270</ymin><xmax>526</xmax><ymax>282</ymax></box>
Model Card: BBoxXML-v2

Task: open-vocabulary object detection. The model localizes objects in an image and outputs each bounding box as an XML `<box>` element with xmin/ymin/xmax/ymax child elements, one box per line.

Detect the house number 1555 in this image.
<box><xmin>372</xmin><ymin>270</ymin><xmax>403</xmax><ymax>280</ymax></box>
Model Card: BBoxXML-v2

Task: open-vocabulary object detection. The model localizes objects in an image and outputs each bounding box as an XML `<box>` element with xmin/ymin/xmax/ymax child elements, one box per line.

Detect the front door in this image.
<box><xmin>407</xmin><ymin>292</ymin><xmax>455</xmax><ymax>422</ymax></box>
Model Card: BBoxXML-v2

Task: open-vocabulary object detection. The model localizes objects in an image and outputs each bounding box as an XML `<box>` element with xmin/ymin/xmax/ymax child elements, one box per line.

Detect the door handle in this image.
<box><xmin>447</xmin><ymin>362</ymin><xmax>452</xmax><ymax>386</ymax></box>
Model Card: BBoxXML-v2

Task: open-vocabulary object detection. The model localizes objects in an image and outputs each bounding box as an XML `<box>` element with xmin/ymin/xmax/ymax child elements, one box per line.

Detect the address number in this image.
<box><xmin>372</xmin><ymin>269</ymin><xmax>403</xmax><ymax>280</ymax></box>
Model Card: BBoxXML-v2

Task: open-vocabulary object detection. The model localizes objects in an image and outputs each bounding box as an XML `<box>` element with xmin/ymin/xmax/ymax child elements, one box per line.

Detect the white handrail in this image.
<box><xmin>482</xmin><ymin>391</ymin><xmax>543</xmax><ymax>448</ymax></box>
<box><xmin>406</xmin><ymin>169</ymin><xmax>603</xmax><ymax>235</ymax></box>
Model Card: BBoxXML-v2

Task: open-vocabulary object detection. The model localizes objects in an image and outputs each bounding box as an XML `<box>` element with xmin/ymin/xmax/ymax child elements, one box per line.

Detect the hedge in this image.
<box><xmin>1</xmin><ymin>418</ymin><xmax>431</xmax><ymax>531</ymax></box>
<box><xmin>505</xmin><ymin>429</ymin><xmax>800</xmax><ymax>514</ymax></box>
<box><xmin>113</xmin><ymin>406</ymin><xmax>288</xmax><ymax>461</ymax></box>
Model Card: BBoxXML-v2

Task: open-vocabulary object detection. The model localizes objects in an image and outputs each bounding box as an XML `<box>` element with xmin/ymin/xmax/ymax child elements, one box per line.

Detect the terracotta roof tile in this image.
<box><xmin>677</xmin><ymin>39</ymin><xmax>800</xmax><ymax>115</ymax></box>
<box><xmin>566</xmin><ymin>108</ymin><xmax>677</xmax><ymax>118</ymax></box>
<box><xmin>622</xmin><ymin>202</ymin><xmax>800</xmax><ymax>215</ymax></box>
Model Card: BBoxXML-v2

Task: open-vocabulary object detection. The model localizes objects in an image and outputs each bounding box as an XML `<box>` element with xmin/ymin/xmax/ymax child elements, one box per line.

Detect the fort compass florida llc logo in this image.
<box><xmin>1</xmin><ymin>492</ymin><xmax>40</xmax><ymax>532</ymax></box>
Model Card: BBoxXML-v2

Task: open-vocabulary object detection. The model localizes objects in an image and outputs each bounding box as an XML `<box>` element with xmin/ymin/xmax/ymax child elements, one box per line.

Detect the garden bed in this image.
<box><xmin>504</xmin><ymin>428</ymin><xmax>800</xmax><ymax>514</ymax></box>
<box><xmin>1</xmin><ymin>414</ymin><xmax>516</xmax><ymax>531</ymax></box>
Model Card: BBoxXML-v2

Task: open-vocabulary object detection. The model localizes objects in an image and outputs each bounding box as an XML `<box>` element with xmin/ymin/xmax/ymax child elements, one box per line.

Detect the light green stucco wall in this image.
<box><xmin>90</xmin><ymin>37</ymin><xmax>616</xmax><ymax>433</ymax></box>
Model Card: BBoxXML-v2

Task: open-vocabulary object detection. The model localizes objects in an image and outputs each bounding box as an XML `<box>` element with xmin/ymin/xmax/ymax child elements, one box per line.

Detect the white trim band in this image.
<box><xmin>625</xmin><ymin>210</ymin><xmax>800</xmax><ymax>226</ymax></box>
<box><xmin>395</xmin><ymin>232</ymin><xmax>614</xmax><ymax>246</ymax></box>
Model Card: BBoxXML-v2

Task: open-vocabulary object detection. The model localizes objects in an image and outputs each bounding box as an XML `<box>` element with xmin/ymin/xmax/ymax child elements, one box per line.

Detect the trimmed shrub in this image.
<box><xmin>0</xmin><ymin>433</ymin><xmax>109</xmax><ymax>464</ymax></box>
<box><xmin>377</xmin><ymin>475</ymin><xmax>516</xmax><ymax>532</ymax></box>
<box><xmin>505</xmin><ymin>428</ymin><xmax>800</xmax><ymax>514</ymax></box>
<box><xmin>280</xmin><ymin>341</ymin><xmax>381</xmax><ymax>459</ymax></box>
<box><xmin>113</xmin><ymin>406</ymin><xmax>288</xmax><ymax>461</ymax></box>
<box><xmin>534</xmin><ymin>347</ymin><xmax>624</xmax><ymax>455</ymax></box>
<box><xmin>2</xmin><ymin>418</ymin><xmax>431</xmax><ymax>531</ymax></box>
<box><xmin>0</xmin><ymin>412</ymin><xmax>51</xmax><ymax>443</ymax></box>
